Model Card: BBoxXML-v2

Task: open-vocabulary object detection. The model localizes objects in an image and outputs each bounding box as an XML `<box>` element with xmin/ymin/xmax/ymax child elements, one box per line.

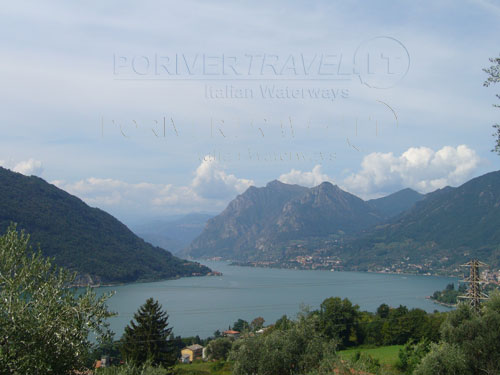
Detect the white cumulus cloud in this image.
<box><xmin>342</xmin><ymin>145</ymin><xmax>481</xmax><ymax>198</ymax></box>
<box><xmin>191</xmin><ymin>157</ymin><xmax>254</xmax><ymax>199</ymax></box>
<box><xmin>279</xmin><ymin>165</ymin><xmax>335</xmax><ymax>187</ymax></box>
<box><xmin>52</xmin><ymin>157</ymin><xmax>254</xmax><ymax>219</ymax></box>
<box><xmin>0</xmin><ymin>158</ymin><xmax>44</xmax><ymax>176</ymax></box>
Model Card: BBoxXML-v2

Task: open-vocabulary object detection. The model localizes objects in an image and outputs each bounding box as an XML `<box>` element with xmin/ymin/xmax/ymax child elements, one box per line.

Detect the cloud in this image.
<box><xmin>0</xmin><ymin>158</ymin><xmax>44</xmax><ymax>176</ymax></box>
<box><xmin>342</xmin><ymin>145</ymin><xmax>481</xmax><ymax>198</ymax></box>
<box><xmin>52</xmin><ymin>157</ymin><xmax>254</xmax><ymax>219</ymax></box>
<box><xmin>279</xmin><ymin>165</ymin><xmax>335</xmax><ymax>187</ymax></box>
<box><xmin>191</xmin><ymin>157</ymin><xmax>254</xmax><ymax>199</ymax></box>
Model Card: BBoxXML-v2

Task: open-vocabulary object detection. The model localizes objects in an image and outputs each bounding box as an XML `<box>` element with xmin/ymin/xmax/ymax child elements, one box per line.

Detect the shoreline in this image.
<box><xmin>70</xmin><ymin>270</ymin><xmax>223</xmax><ymax>288</ymax></box>
<box><xmin>425</xmin><ymin>296</ymin><xmax>456</xmax><ymax>308</ymax></box>
<box><xmin>212</xmin><ymin>259</ymin><xmax>459</xmax><ymax>279</ymax></box>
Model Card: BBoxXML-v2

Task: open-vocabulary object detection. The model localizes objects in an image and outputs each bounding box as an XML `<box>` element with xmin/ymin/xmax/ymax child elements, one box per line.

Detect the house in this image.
<box><xmin>223</xmin><ymin>330</ymin><xmax>240</xmax><ymax>339</ymax></box>
<box><xmin>95</xmin><ymin>356</ymin><xmax>110</xmax><ymax>369</ymax></box>
<box><xmin>181</xmin><ymin>344</ymin><xmax>204</xmax><ymax>362</ymax></box>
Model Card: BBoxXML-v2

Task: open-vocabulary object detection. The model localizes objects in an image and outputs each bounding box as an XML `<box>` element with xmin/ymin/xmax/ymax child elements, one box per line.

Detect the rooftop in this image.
<box><xmin>185</xmin><ymin>344</ymin><xmax>204</xmax><ymax>351</ymax></box>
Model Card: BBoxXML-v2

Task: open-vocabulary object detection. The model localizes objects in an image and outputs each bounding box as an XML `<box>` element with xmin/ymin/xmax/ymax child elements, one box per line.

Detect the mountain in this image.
<box><xmin>184</xmin><ymin>180</ymin><xmax>385</xmax><ymax>261</ymax></box>
<box><xmin>185</xmin><ymin>172</ymin><xmax>500</xmax><ymax>273</ymax></box>
<box><xmin>267</xmin><ymin>182</ymin><xmax>384</xmax><ymax>239</ymax></box>
<box><xmin>131</xmin><ymin>213</ymin><xmax>214</xmax><ymax>253</ymax></box>
<box><xmin>0</xmin><ymin>167</ymin><xmax>211</xmax><ymax>284</ymax></box>
<box><xmin>185</xmin><ymin>180</ymin><xmax>309</xmax><ymax>260</ymax></box>
<box><xmin>342</xmin><ymin>170</ymin><xmax>500</xmax><ymax>271</ymax></box>
<box><xmin>368</xmin><ymin>188</ymin><xmax>424</xmax><ymax>218</ymax></box>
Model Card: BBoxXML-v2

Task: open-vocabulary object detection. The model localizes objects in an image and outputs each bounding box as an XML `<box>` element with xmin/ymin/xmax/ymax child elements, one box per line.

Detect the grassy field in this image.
<box><xmin>175</xmin><ymin>360</ymin><xmax>231</xmax><ymax>375</ymax></box>
<box><xmin>174</xmin><ymin>346</ymin><xmax>402</xmax><ymax>375</ymax></box>
<box><xmin>339</xmin><ymin>345</ymin><xmax>403</xmax><ymax>367</ymax></box>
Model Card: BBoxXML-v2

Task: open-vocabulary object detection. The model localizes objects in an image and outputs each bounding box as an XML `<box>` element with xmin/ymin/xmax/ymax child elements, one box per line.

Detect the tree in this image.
<box><xmin>0</xmin><ymin>225</ymin><xmax>114</xmax><ymax>374</ymax></box>
<box><xmin>274</xmin><ymin>314</ymin><xmax>293</xmax><ymax>331</ymax></box>
<box><xmin>250</xmin><ymin>316</ymin><xmax>265</xmax><ymax>331</ymax></box>
<box><xmin>397</xmin><ymin>339</ymin><xmax>431</xmax><ymax>374</ymax></box>
<box><xmin>229</xmin><ymin>314</ymin><xmax>337</xmax><ymax>375</ymax></box>
<box><xmin>206</xmin><ymin>337</ymin><xmax>233</xmax><ymax>360</ymax></box>
<box><xmin>121</xmin><ymin>298</ymin><xmax>176</xmax><ymax>369</ymax></box>
<box><xmin>232</xmin><ymin>318</ymin><xmax>250</xmax><ymax>333</ymax></box>
<box><xmin>376</xmin><ymin>303</ymin><xmax>390</xmax><ymax>319</ymax></box>
<box><xmin>318</xmin><ymin>297</ymin><xmax>360</xmax><ymax>348</ymax></box>
<box><xmin>415</xmin><ymin>291</ymin><xmax>500</xmax><ymax>374</ymax></box>
<box><xmin>483</xmin><ymin>54</ymin><xmax>500</xmax><ymax>155</ymax></box>
<box><xmin>413</xmin><ymin>343</ymin><xmax>467</xmax><ymax>375</ymax></box>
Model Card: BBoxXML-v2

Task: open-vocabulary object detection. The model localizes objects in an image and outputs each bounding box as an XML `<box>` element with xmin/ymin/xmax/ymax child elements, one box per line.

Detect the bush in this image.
<box><xmin>206</xmin><ymin>337</ymin><xmax>233</xmax><ymax>360</ymax></box>
<box><xmin>0</xmin><ymin>225</ymin><xmax>114</xmax><ymax>374</ymax></box>
<box><xmin>229</xmin><ymin>314</ymin><xmax>337</xmax><ymax>375</ymax></box>
<box><xmin>95</xmin><ymin>361</ymin><xmax>171</xmax><ymax>375</ymax></box>
<box><xmin>397</xmin><ymin>339</ymin><xmax>430</xmax><ymax>374</ymax></box>
<box><xmin>413</xmin><ymin>343</ymin><xmax>467</xmax><ymax>375</ymax></box>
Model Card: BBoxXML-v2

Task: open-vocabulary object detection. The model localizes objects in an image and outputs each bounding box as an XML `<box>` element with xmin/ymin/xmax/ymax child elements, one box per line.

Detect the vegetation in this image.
<box><xmin>396</xmin><ymin>340</ymin><xmax>430</xmax><ymax>374</ymax></box>
<box><xmin>231</xmin><ymin>319</ymin><xmax>249</xmax><ymax>333</ymax></box>
<box><xmin>0</xmin><ymin>225</ymin><xmax>114</xmax><ymax>374</ymax></box>
<box><xmin>483</xmin><ymin>54</ymin><xmax>500</xmax><ymax>155</ymax></box>
<box><xmin>318</xmin><ymin>297</ymin><xmax>360</xmax><ymax>348</ymax></box>
<box><xmin>0</xmin><ymin>167</ymin><xmax>211</xmax><ymax>284</ymax></box>
<box><xmin>121</xmin><ymin>298</ymin><xmax>177</xmax><ymax>370</ymax></box>
<box><xmin>175</xmin><ymin>360</ymin><xmax>231</xmax><ymax>375</ymax></box>
<box><xmin>414</xmin><ymin>291</ymin><xmax>500</xmax><ymax>374</ymax></box>
<box><xmin>229</xmin><ymin>311</ymin><xmax>337</xmax><ymax>375</ymax></box>
<box><xmin>320</xmin><ymin>302</ymin><xmax>445</xmax><ymax>348</ymax></box>
<box><xmin>431</xmin><ymin>282</ymin><xmax>499</xmax><ymax>306</ymax></box>
<box><xmin>205</xmin><ymin>338</ymin><xmax>233</xmax><ymax>361</ymax></box>
<box><xmin>227</xmin><ymin>297</ymin><xmax>446</xmax><ymax>375</ymax></box>
<box><xmin>96</xmin><ymin>361</ymin><xmax>172</xmax><ymax>375</ymax></box>
<box><xmin>431</xmin><ymin>283</ymin><xmax>467</xmax><ymax>305</ymax></box>
<box><xmin>344</xmin><ymin>170</ymin><xmax>500</xmax><ymax>272</ymax></box>
<box><xmin>5</xmin><ymin>222</ymin><xmax>498</xmax><ymax>374</ymax></box>
<box><xmin>82</xmin><ymin>289</ymin><xmax>500</xmax><ymax>374</ymax></box>
<box><xmin>339</xmin><ymin>345</ymin><xmax>403</xmax><ymax>366</ymax></box>
<box><xmin>250</xmin><ymin>316</ymin><xmax>265</xmax><ymax>331</ymax></box>
<box><xmin>186</xmin><ymin>169</ymin><xmax>500</xmax><ymax>275</ymax></box>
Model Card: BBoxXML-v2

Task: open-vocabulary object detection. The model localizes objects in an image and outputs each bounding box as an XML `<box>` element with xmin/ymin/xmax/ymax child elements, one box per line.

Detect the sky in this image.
<box><xmin>1</xmin><ymin>0</ymin><xmax>499</xmax><ymax>225</ymax></box>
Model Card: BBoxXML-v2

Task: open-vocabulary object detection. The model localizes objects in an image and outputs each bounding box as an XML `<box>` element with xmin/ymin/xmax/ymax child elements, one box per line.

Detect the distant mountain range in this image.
<box><xmin>184</xmin><ymin>180</ymin><xmax>423</xmax><ymax>262</ymax></box>
<box><xmin>184</xmin><ymin>171</ymin><xmax>500</xmax><ymax>273</ymax></box>
<box><xmin>367</xmin><ymin>188</ymin><xmax>424</xmax><ymax>218</ymax></box>
<box><xmin>0</xmin><ymin>167</ymin><xmax>211</xmax><ymax>284</ymax></box>
<box><xmin>131</xmin><ymin>213</ymin><xmax>213</xmax><ymax>254</ymax></box>
<box><xmin>342</xmin><ymin>170</ymin><xmax>500</xmax><ymax>271</ymax></box>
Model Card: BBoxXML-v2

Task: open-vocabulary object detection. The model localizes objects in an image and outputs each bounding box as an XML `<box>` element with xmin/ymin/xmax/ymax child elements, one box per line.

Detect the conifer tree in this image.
<box><xmin>121</xmin><ymin>298</ymin><xmax>176</xmax><ymax>368</ymax></box>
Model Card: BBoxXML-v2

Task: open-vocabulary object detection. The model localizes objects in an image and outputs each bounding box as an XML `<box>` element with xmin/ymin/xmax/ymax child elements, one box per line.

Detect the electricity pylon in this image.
<box><xmin>459</xmin><ymin>259</ymin><xmax>489</xmax><ymax>311</ymax></box>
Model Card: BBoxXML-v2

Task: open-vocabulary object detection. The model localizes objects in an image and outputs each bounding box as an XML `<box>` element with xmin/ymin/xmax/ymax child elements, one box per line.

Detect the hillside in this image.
<box><xmin>0</xmin><ymin>167</ymin><xmax>211</xmax><ymax>284</ymax></box>
<box><xmin>259</xmin><ymin>182</ymin><xmax>384</xmax><ymax>245</ymax></box>
<box><xmin>185</xmin><ymin>180</ymin><xmax>309</xmax><ymax>260</ymax></box>
<box><xmin>342</xmin><ymin>170</ymin><xmax>500</xmax><ymax>271</ymax></box>
<box><xmin>368</xmin><ymin>188</ymin><xmax>423</xmax><ymax>218</ymax></box>
<box><xmin>184</xmin><ymin>172</ymin><xmax>500</xmax><ymax>273</ymax></box>
<box><xmin>185</xmin><ymin>181</ymin><xmax>386</xmax><ymax>261</ymax></box>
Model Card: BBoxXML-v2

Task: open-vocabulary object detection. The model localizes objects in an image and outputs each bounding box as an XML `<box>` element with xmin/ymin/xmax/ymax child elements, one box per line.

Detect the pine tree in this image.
<box><xmin>121</xmin><ymin>298</ymin><xmax>177</xmax><ymax>368</ymax></box>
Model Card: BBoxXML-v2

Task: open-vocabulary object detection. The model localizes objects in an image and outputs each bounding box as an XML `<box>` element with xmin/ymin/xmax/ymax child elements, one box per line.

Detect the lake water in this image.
<box><xmin>97</xmin><ymin>260</ymin><xmax>457</xmax><ymax>339</ymax></box>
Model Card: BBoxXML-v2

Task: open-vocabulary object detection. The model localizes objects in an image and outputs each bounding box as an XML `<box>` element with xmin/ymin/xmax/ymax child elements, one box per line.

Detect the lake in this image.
<box><xmin>97</xmin><ymin>260</ymin><xmax>457</xmax><ymax>339</ymax></box>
